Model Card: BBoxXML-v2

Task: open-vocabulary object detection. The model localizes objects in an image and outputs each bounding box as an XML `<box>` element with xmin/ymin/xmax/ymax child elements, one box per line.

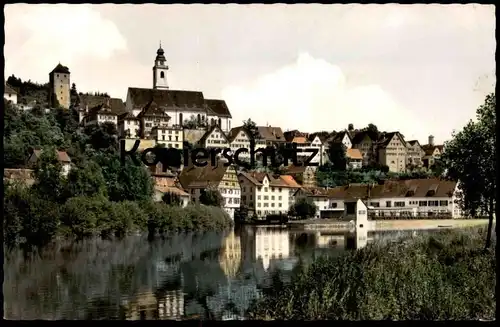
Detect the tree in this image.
<box><xmin>92</xmin><ymin>152</ymin><xmax>154</xmax><ymax>202</ymax></box>
<box><xmin>441</xmin><ymin>93</ymin><xmax>496</xmax><ymax>249</ymax></box>
<box><xmin>289</xmin><ymin>197</ymin><xmax>317</xmax><ymax>220</ymax></box>
<box><xmin>199</xmin><ymin>189</ymin><xmax>223</xmax><ymax>207</ymax></box>
<box><xmin>31</xmin><ymin>147</ymin><xmax>67</xmax><ymax>203</ymax></box>
<box><xmin>184</xmin><ymin>115</ymin><xmax>207</xmax><ymax>129</ymax></box>
<box><xmin>65</xmin><ymin>160</ymin><xmax>108</xmax><ymax>198</ymax></box>
<box><xmin>243</xmin><ymin>118</ymin><xmax>260</xmax><ymax>140</ymax></box>
<box><xmin>327</xmin><ymin>141</ymin><xmax>347</xmax><ymax>171</ymax></box>
<box><xmin>84</xmin><ymin>121</ymin><xmax>119</xmax><ymax>152</ymax></box>
<box><xmin>362</xmin><ymin>123</ymin><xmax>379</xmax><ymax>135</ymax></box>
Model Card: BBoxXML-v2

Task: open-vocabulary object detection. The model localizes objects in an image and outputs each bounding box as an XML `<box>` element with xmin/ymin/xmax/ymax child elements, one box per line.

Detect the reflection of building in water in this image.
<box><xmin>219</xmin><ymin>231</ymin><xmax>242</xmax><ymax>278</ymax></box>
<box><xmin>315</xmin><ymin>233</ymin><xmax>344</xmax><ymax>248</ymax></box>
<box><xmin>209</xmin><ymin>280</ymin><xmax>261</xmax><ymax>320</ymax></box>
<box><xmin>157</xmin><ymin>289</ymin><xmax>184</xmax><ymax>320</ymax></box>
<box><xmin>126</xmin><ymin>291</ymin><xmax>158</xmax><ymax>320</ymax></box>
<box><xmin>126</xmin><ymin>269</ymin><xmax>185</xmax><ymax>321</ymax></box>
<box><xmin>254</xmin><ymin>228</ymin><xmax>290</xmax><ymax>270</ymax></box>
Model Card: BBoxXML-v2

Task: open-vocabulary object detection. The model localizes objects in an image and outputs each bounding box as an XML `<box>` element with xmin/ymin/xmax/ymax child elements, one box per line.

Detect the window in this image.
<box><xmin>271</xmin><ymin>203</ymin><xmax>275</xmax><ymax>207</ymax></box>
<box><xmin>394</xmin><ymin>201</ymin><xmax>405</xmax><ymax>207</ymax></box>
<box><xmin>264</xmin><ymin>187</ymin><xmax>268</xmax><ymax>192</ymax></box>
<box><xmin>386</xmin><ymin>201</ymin><xmax>392</xmax><ymax>208</ymax></box>
<box><xmin>370</xmin><ymin>202</ymin><xmax>380</xmax><ymax>207</ymax></box>
<box><xmin>257</xmin><ymin>195</ymin><xmax>260</xmax><ymax>200</ymax></box>
<box><xmin>419</xmin><ymin>201</ymin><xmax>428</xmax><ymax>207</ymax></box>
<box><xmin>358</xmin><ymin>210</ymin><xmax>366</xmax><ymax>215</ymax></box>
<box><xmin>278</xmin><ymin>203</ymin><xmax>282</xmax><ymax>207</ymax></box>
<box><xmin>428</xmin><ymin>201</ymin><xmax>439</xmax><ymax>206</ymax></box>
<box><xmin>160</xmin><ymin>71</ymin><xmax>165</xmax><ymax>78</ymax></box>
<box><xmin>331</xmin><ymin>202</ymin><xmax>337</xmax><ymax>208</ymax></box>
<box><xmin>271</xmin><ymin>196</ymin><xmax>275</xmax><ymax>200</ymax></box>
<box><xmin>278</xmin><ymin>196</ymin><xmax>282</xmax><ymax>200</ymax></box>
<box><xmin>264</xmin><ymin>196</ymin><xmax>269</xmax><ymax>200</ymax></box>
<box><xmin>440</xmin><ymin>200</ymin><xmax>449</xmax><ymax>206</ymax></box>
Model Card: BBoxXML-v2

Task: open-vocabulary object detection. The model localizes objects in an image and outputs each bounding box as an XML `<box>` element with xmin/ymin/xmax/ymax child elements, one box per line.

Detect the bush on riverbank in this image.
<box><xmin>4</xmin><ymin>183</ymin><xmax>233</xmax><ymax>246</ymax></box>
<box><xmin>249</xmin><ymin>228</ymin><xmax>496</xmax><ymax>320</ymax></box>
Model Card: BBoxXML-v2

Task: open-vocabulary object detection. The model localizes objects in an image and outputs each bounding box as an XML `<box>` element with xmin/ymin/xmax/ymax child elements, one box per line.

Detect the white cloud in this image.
<box><xmin>4</xmin><ymin>4</ymin><xmax>128</xmax><ymax>91</ymax></box>
<box><xmin>222</xmin><ymin>52</ymin><xmax>429</xmax><ymax>141</ymax></box>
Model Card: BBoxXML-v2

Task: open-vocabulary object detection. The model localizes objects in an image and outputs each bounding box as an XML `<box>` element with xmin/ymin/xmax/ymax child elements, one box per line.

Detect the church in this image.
<box><xmin>124</xmin><ymin>44</ymin><xmax>233</xmax><ymax>134</ymax></box>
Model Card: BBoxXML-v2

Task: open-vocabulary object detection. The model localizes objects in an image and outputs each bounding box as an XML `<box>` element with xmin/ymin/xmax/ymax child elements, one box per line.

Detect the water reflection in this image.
<box><xmin>4</xmin><ymin>226</ymin><xmax>433</xmax><ymax>320</ymax></box>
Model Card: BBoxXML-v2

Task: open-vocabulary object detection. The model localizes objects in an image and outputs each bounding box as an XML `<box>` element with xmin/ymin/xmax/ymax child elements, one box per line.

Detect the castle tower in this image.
<box><xmin>153</xmin><ymin>42</ymin><xmax>169</xmax><ymax>90</ymax></box>
<box><xmin>49</xmin><ymin>63</ymin><xmax>71</xmax><ymax>109</ymax></box>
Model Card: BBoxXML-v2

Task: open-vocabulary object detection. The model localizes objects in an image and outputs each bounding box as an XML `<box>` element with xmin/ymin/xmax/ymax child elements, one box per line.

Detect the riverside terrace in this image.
<box><xmin>120</xmin><ymin>139</ymin><xmax>320</xmax><ymax>169</ymax></box>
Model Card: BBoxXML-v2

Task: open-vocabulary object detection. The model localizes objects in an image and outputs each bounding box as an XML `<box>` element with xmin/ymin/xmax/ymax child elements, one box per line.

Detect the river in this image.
<box><xmin>4</xmin><ymin>226</ymin><xmax>442</xmax><ymax>320</ymax></box>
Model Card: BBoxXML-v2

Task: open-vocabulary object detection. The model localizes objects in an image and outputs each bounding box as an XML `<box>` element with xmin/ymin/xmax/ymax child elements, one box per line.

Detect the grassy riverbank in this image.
<box><xmin>248</xmin><ymin>227</ymin><xmax>496</xmax><ymax>320</ymax></box>
<box><xmin>4</xmin><ymin>183</ymin><xmax>233</xmax><ymax>247</ymax></box>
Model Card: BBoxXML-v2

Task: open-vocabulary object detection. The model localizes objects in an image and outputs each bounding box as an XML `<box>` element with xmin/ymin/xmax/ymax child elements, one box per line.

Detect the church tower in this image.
<box><xmin>153</xmin><ymin>43</ymin><xmax>169</xmax><ymax>90</ymax></box>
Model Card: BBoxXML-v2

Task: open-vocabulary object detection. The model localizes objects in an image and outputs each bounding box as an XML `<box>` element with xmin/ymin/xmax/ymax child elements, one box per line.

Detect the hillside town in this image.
<box><xmin>4</xmin><ymin>45</ymin><xmax>461</xmax><ymax>221</ymax></box>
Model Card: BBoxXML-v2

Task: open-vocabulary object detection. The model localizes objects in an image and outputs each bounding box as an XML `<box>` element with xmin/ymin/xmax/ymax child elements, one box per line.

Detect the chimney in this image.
<box><xmin>428</xmin><ymin>135</ymin><xmax>434</xmax><ymax>146</ymax></box>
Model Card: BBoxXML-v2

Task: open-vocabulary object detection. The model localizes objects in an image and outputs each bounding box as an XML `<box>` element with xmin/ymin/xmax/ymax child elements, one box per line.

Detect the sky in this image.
<box><xmin>4</xmin><ymin>4</ymin><xmax>496</xmax><ymax>144</ymax></box>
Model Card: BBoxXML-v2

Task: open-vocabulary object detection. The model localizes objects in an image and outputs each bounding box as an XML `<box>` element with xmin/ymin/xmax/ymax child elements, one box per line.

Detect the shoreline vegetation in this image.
<box><xmin>248</xmin><ymin>227</ymin><xmax>496</xmax><ymax>320</ymax></box>
<box><xmin>4</xmin><ymin>182</ymin><xmax>233</xmax><ymax>248</ymax></box>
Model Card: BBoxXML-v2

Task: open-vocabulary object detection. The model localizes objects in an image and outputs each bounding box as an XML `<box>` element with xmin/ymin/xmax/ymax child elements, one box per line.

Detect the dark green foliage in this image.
<box><xmin>289</xmin><ymin>197</ymin><xmax>317</xmax><ymax>219</ymax></box>
<box><xmin>199</xmin><ymin>189</ymin><xmax>223</xmax><ymax>207</ymax></box>
<box><xmin>326</xmin><ymin>141</ymin><xmax>347</xmax><ymax>171</ymax></box>
<box><xmin>440</xmin><ymin>93</ymin><xmax>496</xmax><ymax>248</ymax></box>
<box><xmin>4</xmin><ymin>183</ymin><xmax>60</xmax><ymax>247</ymax></box>
<box><xmin>3</xmin><ymin>93</ymin><xmax>231</xmax><ymax>247</ymax></box>
<box><xmin>64</xmin><ymin>161</ymin><xmax>108</xmax><ymax>198</ymax></box>
<box><xmin>249</xmin><ymin>228</ymin><xmax>496</xmax><ymax>320</ymax></box>
<box><xmin>242</xmin><ymin>118</ymin><xmax>260</xmax><ymax>139</ymax></box>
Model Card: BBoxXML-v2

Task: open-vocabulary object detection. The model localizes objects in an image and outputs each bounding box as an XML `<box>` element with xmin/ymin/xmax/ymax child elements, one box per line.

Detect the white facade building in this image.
<box><xmin>118</xmin><ymin>112</ymin><xmax>141</xmax><ymax>138</ymax></box>
<box><xmin>4</xmin><ymin>83</ymin><xmax>18</xmax><ymax>104</ymax></box>
<box><xmin>199</xmin><ymin>125</ymin><xmax>230</xmax><ymax>149</ymax></box>
<box><xmin>152</xmin><ymin>126</ymin><xmax>184</xmax><ymax>149</ymax></box>
<box><xmin>238</xmin><ymin>172</ymin><xmax>301</xmax><ymax>218</ymax></box>
<box><xmin>301</xmin><ymin>179</ymin><xmax>463</xmax><ymax>219</ymax></box>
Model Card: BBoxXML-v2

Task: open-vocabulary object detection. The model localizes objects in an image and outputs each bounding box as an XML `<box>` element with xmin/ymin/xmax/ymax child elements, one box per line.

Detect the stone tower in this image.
<box><xmin>49</xmin><ymin>63</ymin><xmax>71</xmax><ymax>109</ymax></box>
<box><xmin>153</xmin><ymin>43</ymin><xmax>169</xmax><ymax>90</ymax></box>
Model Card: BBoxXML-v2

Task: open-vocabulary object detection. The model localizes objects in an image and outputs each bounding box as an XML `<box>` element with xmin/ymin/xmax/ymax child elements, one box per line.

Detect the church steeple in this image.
<box><xmin>153</xmin><ymin>42</ymin><xmax>169</xmax><ymax>90</ymax></box>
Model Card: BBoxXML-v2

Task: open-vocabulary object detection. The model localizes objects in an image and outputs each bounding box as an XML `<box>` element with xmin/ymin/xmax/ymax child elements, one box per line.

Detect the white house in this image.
<box><xmin>228</xmin><ymin>126</ymin><xmax>252</xmax><ymax>161</ymax></box>
<box><xmin>178</xmin><ymin>161</ymin><xmax>241</xmax><ymax>219</ymax></box>
<box><xmin>238</xmin><ymin>172</ymin><xmax>301</xmax><ymax>218</ymax></box>
<box><xmin>118</xmin><ymin>112</ymin><xmax>141</xmax><ymax>139</ymax></box>
<box><xmin>27</xmin><ymin>149</ymin><xmax>71</xmax><ymax>177</ymax></box>
<box><xmin>152</xmin><ymin>126</ymin><xmax>184</xmax><ymax>149</ymax></box>
<box><xmin>198</xmin><ymin>125</ymin><xmax>230</xmax><ymax>149</ymax></box>
<box><xmin>4</xmin><ymin>83</ymin><xmax>18</xmax><ymax>104</ymax></box>
<box><xmin>346</xmin><ymin>148</ymin><xmax>363</xmax><ymax>170</ymax></box>
<box><xmin>317</xmin><ymin>179</ymin><xmax>462</xmax><ymax>219</ymax></box>
<box><xmin>83</xmin><ymin>99</ymin><xmax>119</xmax><ymax>127</ymax></box>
